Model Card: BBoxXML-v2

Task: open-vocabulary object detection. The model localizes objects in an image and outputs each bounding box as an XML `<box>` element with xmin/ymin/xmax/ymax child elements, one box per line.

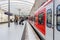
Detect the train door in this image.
<box><xmin>55</xmin><ymin>0</ymin><xmax>60</xmax><ymax>40</ymax></box>
<box><xmin>55</xmin><ymin>4</ymin><xmax>60</xmax><ymax>40</ymax></box>
<box><xmin>37</xmin><ymin>8</ymin><xmax>46</xmax><ymax>35</ymax></box>
<box><xmin>34</xmin><ymin>8</ymin><xmax>46</xmax><ymax>40</ymax></box>
<box><xmin>46</xmin><ymin>8</ymin><xmax>53</xmax><ymax>40</ymax></box>
<box><xmin>38</xmin><ymin>11</ymin><xmax>46</xmax><ymax>40</ymax></box>
<box><xmin>56</xmin><ymin>5</ymin><xmax>60</xmax><ymax>31</ymax></box>
<box><xmin>46</xmin><ymin>1</ymin><xmax>53</xmax><ymax>40</ymax></box>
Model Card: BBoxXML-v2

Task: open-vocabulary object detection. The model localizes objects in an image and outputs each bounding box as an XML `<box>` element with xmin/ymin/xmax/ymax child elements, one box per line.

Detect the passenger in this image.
<box><xmin>14</xmin><ymin>16</ymin><xmax>18</xmax><ymax>24</ymax></box>
<box><xmin>19</xmin><ymin>17</ymin><xmax>24</xmax><ymax>25</ymax></box>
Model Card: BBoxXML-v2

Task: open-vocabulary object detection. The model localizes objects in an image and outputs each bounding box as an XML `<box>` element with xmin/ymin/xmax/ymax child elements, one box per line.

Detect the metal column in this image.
<box><xmin>53</xmin><ymin>0</ymin><xmax>55</xmax><ymax>40</ymax></box>
<box><xmin>8</xmin><ymin>0</ymin><xmax>10</xmax><ymax>27</ymax></box>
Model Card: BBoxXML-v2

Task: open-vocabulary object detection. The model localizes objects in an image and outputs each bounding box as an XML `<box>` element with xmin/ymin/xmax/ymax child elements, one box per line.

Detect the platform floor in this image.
<box><xmin>0</xmin><ymin>21</ymin><xmax>26</xmax><ymax>40</ymax></box>
<box><xmin>24</xmin><ymin>21</ymin><xmax>40</xmax><ymax>40</ymax></box>
<box><xmin>0</xmin><ymin>21</ymin><xmax>40</xmax><ymax>40</ymax></box>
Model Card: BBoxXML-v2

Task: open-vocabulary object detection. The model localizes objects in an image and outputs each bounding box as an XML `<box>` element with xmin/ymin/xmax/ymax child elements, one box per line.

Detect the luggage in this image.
<box><xmin>22</xmin><ymin>22</ymin><xmax>24</xmax><ymax>25</ymax></box>
<box><xmin>19</xmin><ymin>18</ymin><xmax>24</xmax><ymax>25</ymax></box>
<box><xmin>19</xmin><ymin>21</ymin><xmax>21</xmax><ymax>24</ymax></box>
<box><xmin>19</xmin><ymin>21</ymin><xmax>24</xmax><ymax>25</ymax></box>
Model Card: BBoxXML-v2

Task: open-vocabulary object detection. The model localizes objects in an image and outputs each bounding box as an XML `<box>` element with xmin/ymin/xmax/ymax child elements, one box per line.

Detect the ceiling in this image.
<box><xmin>0</xmin><ymin>0</ymin><xmax>47</xmax><ymax>16</ymax></box>
<box><xmin>0</xmin><ymin>0</ymin><xmax>35</xmax><ymax>16</ymax></box>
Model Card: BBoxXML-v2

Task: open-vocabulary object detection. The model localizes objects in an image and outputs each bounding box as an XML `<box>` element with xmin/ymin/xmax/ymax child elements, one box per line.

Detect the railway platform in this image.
<box><xmin>0</xmin><ymin>21</ymin><xmax>40</xmax><ymax>40</ymax></box>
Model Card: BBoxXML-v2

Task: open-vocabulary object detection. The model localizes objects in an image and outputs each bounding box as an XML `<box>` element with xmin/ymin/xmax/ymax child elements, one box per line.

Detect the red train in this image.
<box><xmin>28</xmin><ymin>0</ymin><xmax>52</xmax><ymax>40</ymax></box>
<box><xmin>29</xmin><ymin>0</ymin><xmax>60</xmax><ymax>40</ymax></box>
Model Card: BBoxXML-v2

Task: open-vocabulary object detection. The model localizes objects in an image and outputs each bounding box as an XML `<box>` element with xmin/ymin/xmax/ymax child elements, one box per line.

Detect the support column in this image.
<box><xmin>8</xmin><ymin>0</ymin><xmax>10</xmax><ymax>27</ymax></box>
<box><xmin>53</xmin><ymin>0</ymin><xmax>55</xmax><ymax>40</ymax></box>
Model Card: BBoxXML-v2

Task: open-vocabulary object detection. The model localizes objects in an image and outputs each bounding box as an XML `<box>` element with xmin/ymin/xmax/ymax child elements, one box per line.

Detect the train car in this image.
<box><xmin>29</xmin><ymin>0</ymin><xmax>60</xmax><ymax>40</ymax></box>
<box><xmin>35</xmin><ymin>8</ymin><xmax>46</xmax><ymax>35</ymax></box>
<box><xmin>28</xmin><ymin>0</ymin><xmax>52</xmax><ymax>40</ymax></box>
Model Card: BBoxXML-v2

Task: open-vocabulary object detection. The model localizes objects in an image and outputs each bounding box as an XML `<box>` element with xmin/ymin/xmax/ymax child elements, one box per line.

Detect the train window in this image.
<box><xmin>34</xmin><ymin>16</ymin><xmax>36</xmax><ymax>22</ymax></box>
<box><xmin>47</xmin><ymin>9</ymin><xmax>52</xmax><ymax>28</ymax></box>
<box><xmin>38</xmin><ymin>12</ymin><xmax>44</xmax><ymax>24</ymax></box>
<box><xmin>56</xmin><ymin>5</ymin><xmax>60</xmax><ymax>31</ymax></box>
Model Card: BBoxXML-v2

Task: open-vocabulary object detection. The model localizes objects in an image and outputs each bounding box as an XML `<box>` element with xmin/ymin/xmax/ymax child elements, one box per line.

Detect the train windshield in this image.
<box><xmin>47</xmin><ymin>9</ymin><xmax>52</xmax><ymax>28</ymax></box>
<box><xmin>38</xmin><ymin>12</ymin><xmax>44</xmax><ymax>24</ymax></box>
<box><xmin>56</xmin><ymin>5</ymin><xmax>60</xmax><ymax>31</ymax></box>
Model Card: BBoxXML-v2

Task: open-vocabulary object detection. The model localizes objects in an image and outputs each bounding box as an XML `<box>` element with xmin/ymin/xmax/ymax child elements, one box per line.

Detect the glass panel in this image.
<box><xmin>47</xmin><ymin>9</ymin><xmax>52</xmax><ymax>28</ymax></box>
<box><xmin>38</xmin><ymin>12</ymin><xmax>44</xmax><ymax>24</ymax></box>
<box><xmin>34</xmin><ymin>16</ymin><xmax>36</xmax><ymax>22</ymax></box>
<box><xmin>56</xmin><ymin>5</ymin><xmax>60</xmax><ymax>31</ymax></box>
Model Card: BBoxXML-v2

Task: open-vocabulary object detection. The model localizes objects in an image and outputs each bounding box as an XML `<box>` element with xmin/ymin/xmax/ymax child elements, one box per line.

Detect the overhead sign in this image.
<box><xmin>4</xmin><ymin>12</ymin><xmax>12</xmax><ymax>16</ymax></box>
